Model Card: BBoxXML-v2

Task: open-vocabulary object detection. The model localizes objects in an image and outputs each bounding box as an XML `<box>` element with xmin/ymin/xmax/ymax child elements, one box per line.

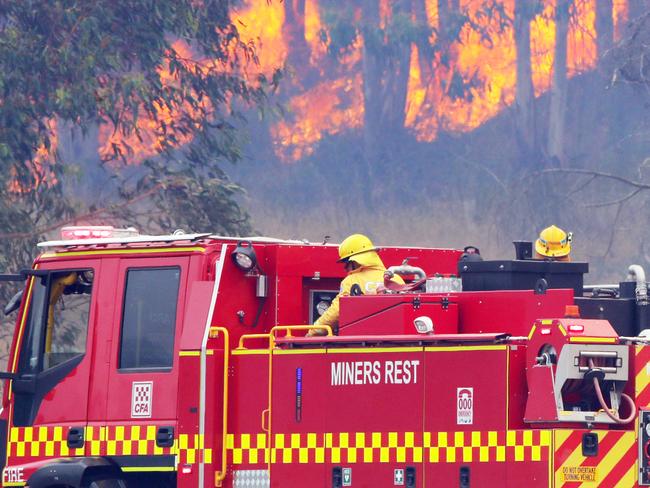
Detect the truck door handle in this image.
<box><xmin>156</xmin><ymin>426</ymin><xmax>174</xmax><ymax>448</ymax></box>
<box><xmin>332</xmin><ymin>467</ymin><xmax>342</xmax><ymax>488</ymax></box>
<box><xmin>67</xmin><ymin>427</ymin><xmax>85</xmax><ymax>449</ymax></box>
<box><xmin>406</xmin><ymin>466</ymin><xmax>416</xmax><ymax>487</ymax></box>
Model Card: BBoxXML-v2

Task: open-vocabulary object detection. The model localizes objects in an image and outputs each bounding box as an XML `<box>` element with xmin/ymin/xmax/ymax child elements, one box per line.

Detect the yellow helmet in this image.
<box><xmin>535</xmin><ymin>225</ymin><xmax>572</xmax><ymax>258</ymax></box>
<box><xmin>337</xmin><ymin>234</ymin><xmax>383</xmax><ymax>267</ymax></box>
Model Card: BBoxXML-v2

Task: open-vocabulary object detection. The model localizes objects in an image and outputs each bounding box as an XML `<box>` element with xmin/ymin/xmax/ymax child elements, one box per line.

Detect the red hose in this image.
<box><xmin>589</xmin><ymin>359</ymin><xmax>637</xmax><ymax>424</ymax></box>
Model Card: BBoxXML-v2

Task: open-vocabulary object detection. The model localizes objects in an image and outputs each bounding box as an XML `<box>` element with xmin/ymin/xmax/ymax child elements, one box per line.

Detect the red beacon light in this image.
<box><xmin>61</xmin><ymin>226</ymin><xmax>139</xmax><ymax>240</ymax></box>
<box><xmin>567</xmin><ymin>324</ymin><xmax>584</xmax><ymax>333</ymax></box>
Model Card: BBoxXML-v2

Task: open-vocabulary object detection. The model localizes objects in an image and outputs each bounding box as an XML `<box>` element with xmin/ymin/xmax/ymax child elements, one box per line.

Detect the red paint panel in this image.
<box><xmin>424</xmin><ymin>348</ymin><xmax>507</xmax><ymax>432</ymax></box>
<box><xmin>423</xmin><ymin>348</ymin><xmax>507</xmax><ymax>485</ymax></box>
<box><xmin>269</xmin><ymin>352</ymin><xmax>328</xmax><ymax>487</ymax></box>
<box><xmin>507</xmin><ymin>346</ymin><xmax>528</xmax><ymax>430</ymax></box>
<box><xmin>229</xmin><ymin>354</ymin><xmax>270</xmax><ymax>471</ymax></box>
<box><xmin>100</xmin><ymin>256</ymin><xmax>189</xmax><ymax>424</ymax></box>
<box><xmin>204</xmin><ymin>350</ymin><xmax>224</xmax><ymax>486</ymax></box>
<box><xmin>524</xmin><ymin>366</ymin><xmax>559</xmax><ymax>422</ymax></box>
<box><xmin>176</xmin><ymin>355</ymin><xmax>201</xmax><ymax>487</ymax></box>
<box><xmin>326</xmin><ymin>349</ymin><xmax>425</xmax><ymax>487</ymax></box>
<box><xmin>456</xmin><ymin>289</ymin><xmax>573</xmax><ymax>336</ymax></box>
<box><xmin>178</xmin><ymin>280</ymin><xmax>214</xmax><ymax>351</ymax></box>
<box><xmin>339</xmin><ymin>295</ymin><xmax>459</xmax><ymax>336</ymax></box>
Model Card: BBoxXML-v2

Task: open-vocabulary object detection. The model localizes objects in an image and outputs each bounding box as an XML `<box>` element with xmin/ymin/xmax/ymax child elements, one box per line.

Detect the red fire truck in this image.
<box><xmin>0</xmin><ymin>227</ymin><xmax>649</xmax><ymax>487</ymax></box>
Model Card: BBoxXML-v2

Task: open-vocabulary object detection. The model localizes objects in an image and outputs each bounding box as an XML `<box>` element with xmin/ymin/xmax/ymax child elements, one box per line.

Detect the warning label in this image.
<box><xmin>457</xmin><ymin>387</ymin><xmax>473</xmax><ymax>425</ymax></box>
<box><xmin>561</xmin><ymin>466</ymin><xmax>597</xmax><ymax>482</ymax></box>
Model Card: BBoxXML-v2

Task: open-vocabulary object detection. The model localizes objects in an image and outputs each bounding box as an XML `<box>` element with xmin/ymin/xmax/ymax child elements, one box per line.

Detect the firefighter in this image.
<box><xmin>307</xmin><ymin>234</ymin><xmax>404</xmax><ymax>336</ymax></box>
<box><xmin>534</xmin><ymin>225</ymin><xmax>572</xmax><ymax>261</ymax></box>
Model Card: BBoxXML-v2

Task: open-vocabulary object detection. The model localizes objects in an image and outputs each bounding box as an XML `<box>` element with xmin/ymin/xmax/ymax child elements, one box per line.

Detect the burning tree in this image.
<box><xmin>0</xmin><ymin>1</ymin><xmax>279</xmax><ymax>365</ymax></box>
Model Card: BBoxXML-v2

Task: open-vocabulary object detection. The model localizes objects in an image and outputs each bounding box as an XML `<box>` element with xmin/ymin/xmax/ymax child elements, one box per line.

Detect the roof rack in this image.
<box><xmin>37</xmin><ymin>233</ymin><xmax>212</xmax><ymax>249</ymax></box>
<box><xmin>37</xmin><ymin>233</ymin><xmax>321</xmax><ymax>250</ymax></box>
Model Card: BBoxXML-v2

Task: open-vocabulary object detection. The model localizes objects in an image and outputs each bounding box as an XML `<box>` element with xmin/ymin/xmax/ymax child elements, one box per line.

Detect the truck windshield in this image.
<box><xmin>20</xmin><ymin>270</ymin><xmax>93</xmax><ymax>373</ymax></box>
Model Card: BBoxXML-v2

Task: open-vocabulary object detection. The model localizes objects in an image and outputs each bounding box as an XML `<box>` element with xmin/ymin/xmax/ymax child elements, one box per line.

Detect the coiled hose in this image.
<box><xmin>588</xmin><ymin>359</ymin><xmax>636</xmax><ymax>424</ymax></box>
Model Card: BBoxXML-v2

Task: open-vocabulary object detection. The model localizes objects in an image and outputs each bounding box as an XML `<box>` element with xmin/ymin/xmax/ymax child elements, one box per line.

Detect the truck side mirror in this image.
<box><xmin>4</xmin><ymin>290</ymin><xmax>23</xmax><ymax>316</ymax></box>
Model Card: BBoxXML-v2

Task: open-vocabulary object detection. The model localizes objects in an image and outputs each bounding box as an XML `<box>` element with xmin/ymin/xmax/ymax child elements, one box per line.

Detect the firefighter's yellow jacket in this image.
<box><xmin>313</xmin><ymin>264</ymin><xmax>404</xmax><ymax>330</ymax></box>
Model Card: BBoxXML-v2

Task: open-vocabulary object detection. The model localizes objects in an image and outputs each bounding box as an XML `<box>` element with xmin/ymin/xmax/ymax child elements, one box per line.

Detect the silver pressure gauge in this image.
<box><xmin>316</xmin><ymin>300</ymin><xmax>331</xmax><ymax>316</ymax></box>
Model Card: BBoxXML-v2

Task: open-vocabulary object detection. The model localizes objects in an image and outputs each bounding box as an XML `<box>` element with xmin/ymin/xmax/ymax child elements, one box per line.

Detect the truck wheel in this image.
<box><xmin>83</xmin><ymin>479</ymin><xmax>127</xmax><ymax>488</ymax></box>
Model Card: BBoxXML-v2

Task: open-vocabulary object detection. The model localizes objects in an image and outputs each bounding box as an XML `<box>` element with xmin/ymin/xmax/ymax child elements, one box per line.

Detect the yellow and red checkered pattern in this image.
<box><xmin>7</xmin><ymin>425</ymin><xmax>207</xmax><ymax>466</ymax></box>
<box><xmin>8</xmin><ymin>426</ymin><xmax>84</xmax><ymax>458</ymax></box>
<box><xmin>227</xmin><ymin>429</ymin><xmax>552</xmax><ymax>465</ymax></box>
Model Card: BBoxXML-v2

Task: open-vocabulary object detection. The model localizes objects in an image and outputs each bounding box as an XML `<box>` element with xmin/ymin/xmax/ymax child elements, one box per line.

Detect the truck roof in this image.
<box><xmin>37</xmin><ymin>233</ymin><xmax>459</xmax><ymax>252</ymax></box>
<box><xmin>37</xmin><ymin>233</ymin><xmax>315</xmax><ymax>250</ymax></box>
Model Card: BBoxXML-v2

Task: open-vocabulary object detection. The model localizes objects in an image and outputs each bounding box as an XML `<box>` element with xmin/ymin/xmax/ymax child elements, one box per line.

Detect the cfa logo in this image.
<box><xmin>131</xmin><ymin>381</ymin><xmax>153</xmax><ymax>418</ymax></box>
<box><xmin>3</xmin><ymin>467</ymin><xmax>24</xmax><ymax>483</ymax></box>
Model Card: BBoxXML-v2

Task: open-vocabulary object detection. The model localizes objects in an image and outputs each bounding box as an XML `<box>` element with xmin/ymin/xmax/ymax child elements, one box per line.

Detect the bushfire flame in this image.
<box><xmin>92</xmin><ymin>0</ymin><xmax>629</xmax><ymax>164</ymax></box>
<box><xmin>8</xmin><ymin>119</ymin><xmax>58</xmax><ymax>193</ymax></box>
<box><xmin>261</xmin><ymin>0</ymin><xmax>627</xmax><ymax>159</ymax></box>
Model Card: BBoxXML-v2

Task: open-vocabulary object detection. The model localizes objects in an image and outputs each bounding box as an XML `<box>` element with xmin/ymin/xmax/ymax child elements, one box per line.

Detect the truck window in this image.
<box><xmin>20</xmin><ymin>270</ymin><xmax>93</xmax><ymax>373</ymax></box>
<box><xmin>119</xmin><ymin>267</ymin><xmax>180</xmax><ymax>370</ymax></box>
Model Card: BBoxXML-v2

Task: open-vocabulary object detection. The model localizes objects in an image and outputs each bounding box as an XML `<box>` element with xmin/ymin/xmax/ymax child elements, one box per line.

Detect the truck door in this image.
<box><xmin>5</xmin><ymin>260</ymin><xmax>100</xmax><ymax>475</ymax></box>
<box><xmin>88</xmin><ymin>256</ymin><xmax>188</xmax><ymax>473</ymax></box>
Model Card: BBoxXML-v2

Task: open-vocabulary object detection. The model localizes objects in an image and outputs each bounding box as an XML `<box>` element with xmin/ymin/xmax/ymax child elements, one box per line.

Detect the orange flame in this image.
<box><xmin>233</xmin><ymin>0</ymin><xmax>287</xmax><ymax>74</ymax></box>
<box><xmin>93</xmin><ymin>0</ymin><xmax>627</xmax><ymax>165</ymax></box>
<box><xmin>271</xmin><ymin>0</ymin><xmax>626</xmax><ymax>156</ymax></box>
<box><xmin>98</xmin><ymin>40</ymin><xmax>209</xmax><ymax>165</ymax></box>
<box><xmin>8</xmin><ymin>119</ymin><xmax>58</xmax><ymax>193</ymax></box>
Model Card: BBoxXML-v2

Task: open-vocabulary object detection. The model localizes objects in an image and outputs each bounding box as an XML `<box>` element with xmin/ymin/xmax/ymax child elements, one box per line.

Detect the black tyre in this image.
<box><xmin>83</xmin><ymin>478</ymin><xmax>127</xmax><ymax>488</ymax></box>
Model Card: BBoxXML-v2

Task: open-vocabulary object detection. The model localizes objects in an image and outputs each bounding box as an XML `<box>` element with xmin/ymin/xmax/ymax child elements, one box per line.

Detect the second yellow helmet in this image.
<box><xmin>535</xmin><ymin>225</ymin><xmax>572</xmax><ymax>258</ymax></box>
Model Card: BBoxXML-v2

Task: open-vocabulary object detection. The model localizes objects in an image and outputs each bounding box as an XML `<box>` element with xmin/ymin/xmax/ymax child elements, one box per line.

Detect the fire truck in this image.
<box><xmin>0</xmin><ymin>226</ymin><xmax>649</xmax><ymax>487</ymax></box>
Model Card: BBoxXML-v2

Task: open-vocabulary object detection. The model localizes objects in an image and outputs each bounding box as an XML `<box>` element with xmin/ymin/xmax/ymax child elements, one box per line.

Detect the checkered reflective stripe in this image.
<box><xmin>7</xmin><ymin>426</ymin><xmax>84</xmax><ymax>458</ymax></box>
<box><xmin>227</xmin><ymin>430</ymin><xmax>552</xmax><ymax>465</ymax></box>
<box><xmin>233</xmin><ymin>469</ymin><xmax>271</xmax><ymax>487</ymax></box>
<box><xmin>6</xmin><ymin>425</ymin><xmax>209</xmax><ymax>464</ymax></box>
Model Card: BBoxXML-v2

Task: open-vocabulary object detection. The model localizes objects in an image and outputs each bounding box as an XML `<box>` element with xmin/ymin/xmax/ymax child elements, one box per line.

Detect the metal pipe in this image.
<box><xmin>213</xmin><ymin>327</ymin><xmax>230</xmax><ymax>487</ymax></box>
<box><xmin>386</xmin><ymin>265</ymin><xmax>426</xmax><ymax>281</ymax></box>
<box><xmin>583</xmin><ymin>284</ymin><xmax>620</xmax><ymax>290</ymax></box>
<box><xmin>578</xmin><ymin>366</ymin><xmax>618</xmax><ymax>373</ymax></box>
<box><xmin>627</xmin><ymin>265</ymin><xmax>648</xmax><ymax>305</ymax></box>
<box><xmin>619</xmin><ymin>335</ymin><xmax>650</xmax><ymax>343</ymax></box>
<box><xmin>578</xmin><ymin>351</ymin><xmax>619</xmax><ymax>359</ymax></box>
<box><xmin>199</xmin><ymin>245</ymin><xmax>226</xmax><ymax>487</ymax></box>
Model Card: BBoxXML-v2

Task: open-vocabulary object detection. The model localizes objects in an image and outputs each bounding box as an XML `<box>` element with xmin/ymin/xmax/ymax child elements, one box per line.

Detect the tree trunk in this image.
<box><xmin>547</xmin><ymin>0</ymin><xmax>571</xmax><ymax>167</ymax></box>
<box><xmin>58</xmin><ymin>121</ymin><xmax>113</xmax><ymax>204</ymax></box>
<box><xmin>361</xmin><ymin>0</ymin><xmax>383</xmax><ymax>180</ymax></box>
<box><xmin>595</xmin><ymin>0</ymin><xmax>613</xmax><ymax>60</ymax></box>
<box><xmin>514</xmin><ymin>0</ymin><xmax>537</xmax><ymax>162</ymax></box>
<box><xmin>412</xmin><ymin>0</ymin><xmax>434</xmax><ymax>84</ymax></box>
<box><xmin>437</xmin><ymin>0</ymin><xmax>460</xmax><ymax>47</ymax></box>
<box><xmin>283</xmin><ymin>0</ymin><xmax>311</xmax><ymax>72</ymax></box>
<box><xmin>381</xmin><ymin>0</ymin><xmax>411</xmax><ymax>137</ymax></box>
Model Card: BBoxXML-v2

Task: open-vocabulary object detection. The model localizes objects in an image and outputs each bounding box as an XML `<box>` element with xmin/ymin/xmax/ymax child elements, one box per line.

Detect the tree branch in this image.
<box><xmin>0</xmin><ymin>182</ymin><xmax>166</xmax><ymax>240</ymax></box>
<box><xmin>583</xmin><ymin>187</ymin><xmax>643</xmax><ymax>208</ymax></box>
<box><xmin>527</xmin><ymin>167</ymin><xmax>650</xmax><ymax>190</ymax></box>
